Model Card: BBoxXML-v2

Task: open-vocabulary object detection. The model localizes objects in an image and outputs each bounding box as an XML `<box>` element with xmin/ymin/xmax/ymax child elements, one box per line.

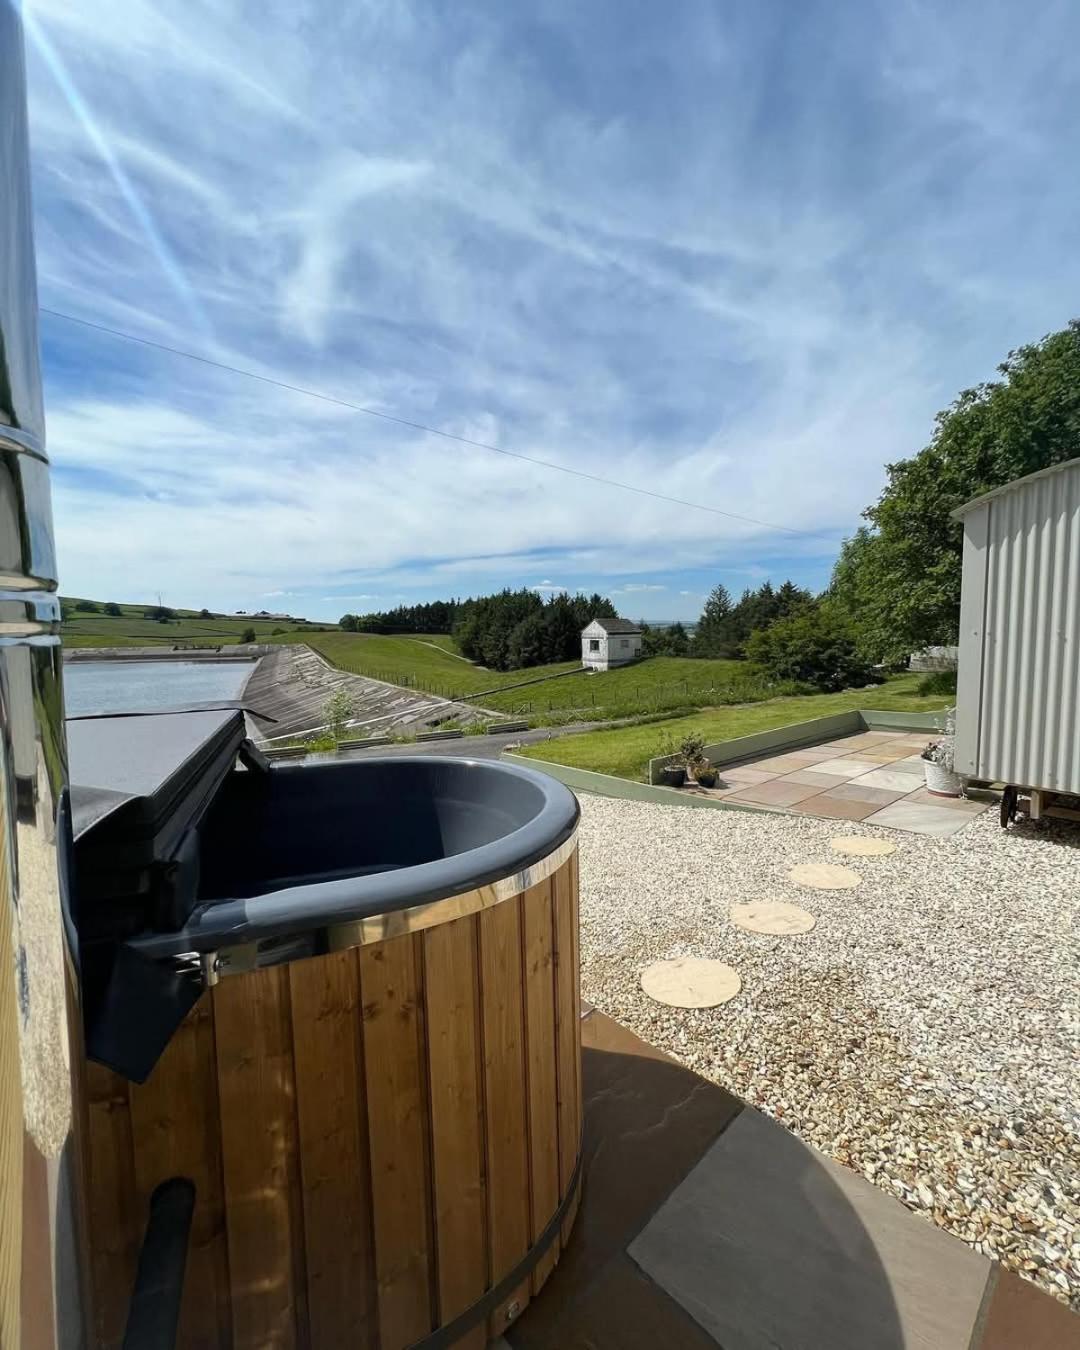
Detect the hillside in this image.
<box><xmin>60</xmin><ymin>598</ymin><xmax>331</xmax><ymax>648</ymax></box>
<box><xmin>287</xmin><ymin>631</ymin><xmax>581</xmax><ymax>697</ymax></box>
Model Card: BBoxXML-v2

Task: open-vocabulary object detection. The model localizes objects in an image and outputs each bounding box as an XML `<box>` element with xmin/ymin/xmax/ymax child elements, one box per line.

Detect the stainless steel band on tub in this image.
<box><xmin>197</xmin><ymin>829</ymin><xmax>579</xmax><ymax>984</ymax></box>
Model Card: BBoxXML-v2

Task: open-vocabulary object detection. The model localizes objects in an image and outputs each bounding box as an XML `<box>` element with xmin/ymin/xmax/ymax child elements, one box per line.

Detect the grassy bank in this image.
<box><xmin>518</xmin><ymin>675</ymin><xmax>949</xmax><ymax>781</ymax></box>
<box><xmin>291</xmin><ymin>632</ymin><xmax>580</xmax><ymax>698</ymax></box>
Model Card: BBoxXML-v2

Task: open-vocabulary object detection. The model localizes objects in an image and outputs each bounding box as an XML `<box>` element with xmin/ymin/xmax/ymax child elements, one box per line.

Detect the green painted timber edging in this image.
<box><xmin>646</xmin><ymin>708</ymin><xmax>947</xmax><ymax>785</ymax></box>
<box><xmin>500</xmin><ymin>752</ymin><xmax>773</xmax><ymax>814</ymax></box>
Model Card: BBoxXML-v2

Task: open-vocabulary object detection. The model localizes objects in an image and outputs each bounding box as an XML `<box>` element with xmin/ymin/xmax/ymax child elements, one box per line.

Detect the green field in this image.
<box><xmin>518</xmin><ymin>675</ymin><xmax>950</xmax><ymax>780</ymax></box>
<box><xmin>61</xmin><ymin>599</ymin><xmax>328</xmax><ymax>649</ymax></box>
<box><xmin>478</xmin><ymin>656</ymin><xmax>773</xmax><ymax>720</ymax></box>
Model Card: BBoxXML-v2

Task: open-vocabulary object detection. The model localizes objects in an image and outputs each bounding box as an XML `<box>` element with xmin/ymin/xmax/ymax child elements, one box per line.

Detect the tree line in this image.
<box><xmin>339</xmin><ymin>599</ymin><xmax>462</xmax><ymax>634</ymax></box>
<box><xmin>341</xmin><ymin>588</ymin><xmax>619</xmax><ymax>672</ymax></box>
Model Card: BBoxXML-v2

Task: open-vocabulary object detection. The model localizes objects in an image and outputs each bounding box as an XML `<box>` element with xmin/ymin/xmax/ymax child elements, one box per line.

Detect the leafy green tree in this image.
<box><xmin>507</xmin><ymin>611</ymin><xmax>548</xmax><ymax>668</ymax></box>
<box><xmin>746</xmin><ymin>610</ymin><xmax>873</xmax><ymax>693</ymax></box>
<box><xmin>240</xmin><ymin>626</ymin><xmax>257</xmax><ymax>644</ymax></box>
<box><xmin>339</xmin><ymin>613</ymin><xmax>359</xmax><ymax>631</ymax></box>
<box><xmin>199</xmin><ymin>607</ymin><xmax>213</xmax><ymax>619</ymax></box>
<box><xmin>832</xmin><ymin>321</ymin><xmax>1080</xmax><ymax>663</ymax></box>
<box><xmin>103</xmin><ymin>601</ymin><xmax>122</xmax><ymax>616</ymax></box>
<box><xmin>74</xmin><ymin>599</ymin><xmax>99</xmax><ymax>613</ymax></box>
<box><xmin>664</xmin><ymin>620</ymin><xmax>690</xmax><ymax>655</ymax></box>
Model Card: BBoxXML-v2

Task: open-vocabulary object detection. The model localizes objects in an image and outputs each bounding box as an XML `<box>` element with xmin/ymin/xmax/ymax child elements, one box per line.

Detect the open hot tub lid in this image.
<box><xmin>68</xmin><ymin>708</ymin><xmax>246</xmax><ymax>865</ymax></box>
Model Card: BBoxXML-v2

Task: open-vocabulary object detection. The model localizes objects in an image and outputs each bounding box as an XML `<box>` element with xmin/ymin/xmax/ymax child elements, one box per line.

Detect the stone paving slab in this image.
<box><xmin>863</xmin><ymin>799</ymin><xmax>975</xmax><ymax>836</ymax></box>
<box><xmin>629</xmin><ymin>1108</ymin><xmax>992</xmax><ymax>1350</ymax></box>
<box><xmin>856</xmin><ymin>765</ymin><xmax>935</xmax><ymax>793</ymax></box>
<box><xmin>812</xmin><ymin>755</ymin><xmax>884</xmax><ymax>776</ymax></box>
<box><xmin>726</xmin><ymin>779</ymin><xmax>829</xmax><ymax>806</ymax></box>
<box><xmin>791</xmin><ymin>793</ymin><xmax>880</xmax><ymax>820</ymax></box>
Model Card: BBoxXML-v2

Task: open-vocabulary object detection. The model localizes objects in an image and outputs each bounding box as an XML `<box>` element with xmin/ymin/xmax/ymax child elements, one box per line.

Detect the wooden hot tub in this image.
<box><xmin>80</xmin><ymin>756</ymin><xmax>581</xmax><ymax>1349</ymax></box>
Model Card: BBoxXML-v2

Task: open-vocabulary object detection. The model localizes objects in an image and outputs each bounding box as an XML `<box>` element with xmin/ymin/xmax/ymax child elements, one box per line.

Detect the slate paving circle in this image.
<box><xmin>787</xmin><ymin>862</ymin><xmax>862</xmax><ymax>890</ymax></box>
<box><xmin>640</xmin><ymin>957</ymin><xmax>742</xmax><ymax>1009</ymax></box>
<box><xmin>730</xmin><ymin>902</ymin><xmax>817</xmax><ymax>935</ymax></box>
<box><xmin>830</xmin><ymin>836</ymin><xmax>898</xmax><ymax>858</ymax></box>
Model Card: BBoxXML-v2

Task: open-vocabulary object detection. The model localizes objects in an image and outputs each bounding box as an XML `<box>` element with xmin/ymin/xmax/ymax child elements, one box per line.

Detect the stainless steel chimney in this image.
<box><xmin>1</xmin><ymin>1</ymin><xmax>88</xmax><ymax>1344</ymax></box>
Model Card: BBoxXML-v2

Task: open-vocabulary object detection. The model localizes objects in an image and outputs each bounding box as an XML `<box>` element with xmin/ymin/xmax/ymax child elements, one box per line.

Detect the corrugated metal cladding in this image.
<box><xmin>954</xmin><ymin>460</ymin><xmax>1080</xmax><ymax>793</ymax></box>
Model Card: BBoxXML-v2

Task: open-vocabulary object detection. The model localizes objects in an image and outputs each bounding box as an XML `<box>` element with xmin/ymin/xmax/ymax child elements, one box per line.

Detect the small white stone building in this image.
<box><xmin>581</xmin><ymin>617</ymin><xmax>643</xmax><ymax>671</ymax></box>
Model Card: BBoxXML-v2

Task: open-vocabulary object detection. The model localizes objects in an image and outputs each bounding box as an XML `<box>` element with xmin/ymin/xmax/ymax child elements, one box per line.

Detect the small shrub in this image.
<box><xmin>103</xmin><ymin>601</ymin><xmax>122</xmax><ymax>616</ymax></box>
<box><xmin>678</xmin><ymin>732</ymin><xmax>707</xmax><ymax>768</ymax></box>
<box><xmin>240</xmin><ymin>626</ymin><xmax>257</xmax><ymax>644</ymax></box>
<box><xmin>921</xmin><ymin>707</ymin><xmax>957</xmax><ymax>771</ymax></box>
<box><xmin>693</xmin><ymin>764</ymin><xmax>718</xmax><ymax>787</ymax></box>
<box><xmin>324</xmin><ymin>688</ymin><xmax>356</xmax><ymax>740</ymax></box>
<box><xmin>917</xmin><ymin>668</ymin><xmax>957</xmax><ymax>696</ymax></box>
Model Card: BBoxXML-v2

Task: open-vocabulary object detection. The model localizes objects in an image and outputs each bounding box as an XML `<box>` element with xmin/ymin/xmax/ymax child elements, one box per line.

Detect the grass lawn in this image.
<box><xmin>518</xmin><ymin>675</ymin><xmax>950</xmax><ymax>781</ymax></box>
<box><xmin>294</xmin><ymin>632</ymin><xmax>580</xmax><ymax>698</ymax></box>
<box><xmin>480</xmin><ymin>655</ymin><xmax>754</xmax><ymax>718</ymax></box>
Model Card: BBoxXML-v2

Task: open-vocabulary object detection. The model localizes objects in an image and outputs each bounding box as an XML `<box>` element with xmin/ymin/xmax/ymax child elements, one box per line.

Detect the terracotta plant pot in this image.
<box><xmin>923</xmin><ymin>759</ymin><xmax>962</xmax><ymax>797</ymax></box>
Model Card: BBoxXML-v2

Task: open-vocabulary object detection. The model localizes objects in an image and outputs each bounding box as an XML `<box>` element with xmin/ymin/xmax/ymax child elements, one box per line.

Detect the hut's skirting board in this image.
<box><xmin>84</xmin><ymin>847</ymin><xmax>582</xmax><ymax>1350</ymax></box>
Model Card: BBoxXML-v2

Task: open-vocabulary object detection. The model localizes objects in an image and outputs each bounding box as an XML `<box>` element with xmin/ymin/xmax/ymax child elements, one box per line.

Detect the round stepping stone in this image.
<box><xmin>640</xmin><ymin>957</ymin><xmax>741</xmax><ymax>1009</ymax></box>
<box><xmin>830</xmin><ymin>836</ymin><xmax>897</xmax><ymax>858</ymax></box>
<box><xmin>730</xmin><ymin>902</ymin><xmax>816</xmax><ymax>935</ymax></box>
<box><xmin>787</xmin><ymin>862</ymin><xmax>862</xmax><ymax>891</ymax></box>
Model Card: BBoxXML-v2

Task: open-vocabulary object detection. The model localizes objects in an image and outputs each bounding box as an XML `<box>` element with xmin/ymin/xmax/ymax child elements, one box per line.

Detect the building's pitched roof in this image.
<box><xmin>589</xmin><ymin>616</ymin><xmax>642</xmax><ymax>635</ymax></box>
<box><xmin>951</xmin><ymin>456</ymin><xmax>1080</xmax><ymax>519</ymax></box>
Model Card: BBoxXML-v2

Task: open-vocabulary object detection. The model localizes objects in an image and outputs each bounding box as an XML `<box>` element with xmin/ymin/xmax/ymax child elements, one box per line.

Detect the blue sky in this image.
<box><xmin>24</xmin><ymin>0</ymin><xmax>1080</xmax><ymax>621</ymax></box>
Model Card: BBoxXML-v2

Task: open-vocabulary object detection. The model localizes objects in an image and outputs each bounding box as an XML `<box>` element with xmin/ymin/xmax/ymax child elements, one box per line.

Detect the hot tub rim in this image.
<box><xmin>131</xmin><ymin>754</ymin><xmax>580</xmax><ymax>960</ymax></box>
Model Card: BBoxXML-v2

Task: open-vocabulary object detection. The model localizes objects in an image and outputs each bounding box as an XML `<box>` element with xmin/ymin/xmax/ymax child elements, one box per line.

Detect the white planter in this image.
<box><xmin>923</xmin><ymin>759</ymin><xmax>962</xmax><ymax>797</ymax></box>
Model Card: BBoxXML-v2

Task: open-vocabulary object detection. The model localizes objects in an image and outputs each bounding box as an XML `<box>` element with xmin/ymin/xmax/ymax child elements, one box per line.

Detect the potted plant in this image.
<box><xmin>921</xmin><ymin>709</ymin><xmax>962</xmax><ymax>797</ymax></box>
<box><xmin>693</xmin><ymin>762</ymin><xmax>719</xmax><ymax>788</ymax></box>
<box><xmin>655</xmin><ymin>733</ymin><xmax>687</xmax><ymax>787</ymax></box>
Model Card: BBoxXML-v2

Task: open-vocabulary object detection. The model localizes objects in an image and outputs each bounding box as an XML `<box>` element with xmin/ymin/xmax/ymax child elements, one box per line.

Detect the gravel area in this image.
<box><xmin>577</xmin><ymin>796</ymin><xmax>1080</xmax><ymax>1307</ymax></box>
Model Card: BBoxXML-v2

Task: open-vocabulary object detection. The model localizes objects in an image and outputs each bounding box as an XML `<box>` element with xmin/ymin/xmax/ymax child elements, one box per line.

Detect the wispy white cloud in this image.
<box><xmin>25</xmin><ymin>0</ymin><xmax>1080</xmax><ymax>617</ymax></box>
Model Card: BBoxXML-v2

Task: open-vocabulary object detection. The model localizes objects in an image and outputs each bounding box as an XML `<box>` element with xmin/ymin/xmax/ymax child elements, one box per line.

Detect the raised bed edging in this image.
<box><xmin>646</xmin><ymin>708</ymin><xmax>947</xmax><ymax>785</ymax></box>
<box><xmin>500</xmin><ymin>753</ymin><xmax>774</xmax><ymax>815</ymax></box>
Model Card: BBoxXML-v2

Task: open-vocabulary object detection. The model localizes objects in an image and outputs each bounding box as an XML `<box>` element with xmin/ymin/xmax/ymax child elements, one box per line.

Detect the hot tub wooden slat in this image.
<box><xmin>127</xmin><ymin>1001</ymin><xmax>230</xmax><ymax>1349</ymax></box>
<box><xmin>84</xmin><ymin>842</ymin><xmax>581</xmax><ymax>1349</ymax></box>
<box><xmin>478</xmin><ymin>900</ymin><xmax>531</xmax><ymax>1337</ymax></box>
<box><xmin>214</xmin><ymin>964</ymin><xmax>308</xmax><ymax>1349</ymax></box>
<box><xmin>555</xmin><ymin>859</ymin><xmax>583</xmax><ymax>1247</ymax></box>
<box><xmin>85</xmin><ymin>1061</ymin><xmax>140</xmax><ymax>1349</ymax></box>
<box><xmin>520</xmin><ymin>878</ymin><xmax>560</xmax><ymax>1295</ymax></box>
<box><xmin>289</xmin><ymin>949</ymin><xmax>376</xmax><ymax>1348</ymax></box>
<box><xmin>358</xmin><ymin>933</ymin><xmax>435</xmax><ymax>1348</ymax></box>
<box><xmin>424</xmin><ymin>916</ymin><xmax>488</xmax><ymax>1348</ymax></box>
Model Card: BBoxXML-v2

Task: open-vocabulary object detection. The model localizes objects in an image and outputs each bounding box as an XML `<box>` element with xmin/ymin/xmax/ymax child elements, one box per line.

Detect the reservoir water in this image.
<box><xmin>64</xmin><ymin>660</ymin><xmax>253</xmax><ymax>716</ymax></box>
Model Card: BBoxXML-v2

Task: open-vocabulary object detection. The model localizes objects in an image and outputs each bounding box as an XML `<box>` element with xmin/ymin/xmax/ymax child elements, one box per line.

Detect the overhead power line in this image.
<box><xmin>42</xmin><ymin>306</ymin><xmax>841</xmax><ymax>544</ymax></box>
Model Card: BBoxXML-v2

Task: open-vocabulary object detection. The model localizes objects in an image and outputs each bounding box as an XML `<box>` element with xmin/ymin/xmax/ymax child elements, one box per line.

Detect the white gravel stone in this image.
<box><xmin>576</xmin><ymin>796</ymin><xmax>1080</xmax><ymax>1309</ymax></box>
